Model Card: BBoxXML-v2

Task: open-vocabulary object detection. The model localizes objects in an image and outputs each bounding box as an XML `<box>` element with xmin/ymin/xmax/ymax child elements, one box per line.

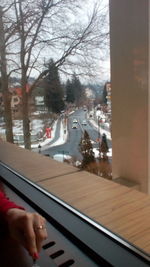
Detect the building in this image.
<box><xmin>106</xmin><ymin>82</ymin><xmax>111</xmax><ymax>114</ymax></box>
<box><xmin>110</xmin><ymin>0</ymin><xmax>150</xmax><ymax>194</ymax></box>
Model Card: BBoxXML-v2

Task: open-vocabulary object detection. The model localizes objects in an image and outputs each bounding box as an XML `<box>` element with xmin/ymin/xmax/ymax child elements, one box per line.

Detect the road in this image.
<box><xmin>42</xmin><ymin>108</ymin><xmax>111</xmax><ymax>162</ymax></box>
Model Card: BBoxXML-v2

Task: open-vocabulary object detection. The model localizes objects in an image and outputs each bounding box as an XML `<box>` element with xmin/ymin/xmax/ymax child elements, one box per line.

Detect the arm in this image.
<box><xmin>0</xmin><ymin>191</ymin><xmax>24</xmax><ymax>215</ymax></box>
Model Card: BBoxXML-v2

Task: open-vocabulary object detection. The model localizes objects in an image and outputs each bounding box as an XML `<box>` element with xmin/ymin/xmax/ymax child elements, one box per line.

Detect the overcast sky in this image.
<box><xmin>2</xmin><ymin>0</ymin><xmax>110</xmax><ymax>84</ymax></box>
<box><xmin>84</xmin><ymin>0</ymin><xmax>110</xmax><ymax>82</ymax></box>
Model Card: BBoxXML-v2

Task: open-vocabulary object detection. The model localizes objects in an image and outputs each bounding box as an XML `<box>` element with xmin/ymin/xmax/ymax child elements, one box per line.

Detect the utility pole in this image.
<box><xmin>98</xmin><ymin>116</ymin><xmax>101</xmax><ymax>158</ymax></box>
<box><xmin>38</xmin><ymin>144</ymin><xmax>41</xmax><ymax>153</ymax></box>
<box><xmin>0</xmin><ymin>6</ymin><xmax>13</xmax><ymax>143</ymax></box>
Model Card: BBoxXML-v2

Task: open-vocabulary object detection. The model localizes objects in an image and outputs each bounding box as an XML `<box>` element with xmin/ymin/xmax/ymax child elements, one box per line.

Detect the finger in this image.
<box><xmin>23</xmin><ymin>214</ymin><xmax>37</xmax><ymax>256</ymax></box>
<box><xmin>35</xmin><ymin>227</ymin><xmax>48</xmax><ymax>253</ymax></box>
<box><xmin>34</xmin><ymin>215</ymin><xmax>48</xmax><ymax>253</ymax></box>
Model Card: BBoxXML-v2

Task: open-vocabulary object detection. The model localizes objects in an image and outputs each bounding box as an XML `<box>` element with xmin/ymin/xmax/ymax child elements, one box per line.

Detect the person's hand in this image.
<box><xmin>5</xmin><ymin>208</ymin><xmax>48</xmax><ymax>259</ymax></box>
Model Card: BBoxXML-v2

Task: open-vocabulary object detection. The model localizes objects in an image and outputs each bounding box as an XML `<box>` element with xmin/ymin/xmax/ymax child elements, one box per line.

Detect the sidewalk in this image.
<box><xmin>89</xmin><ymin>119</ymin><xmax>111</xmax><ymax>141</ymax></box>
<box><xmin>87</xmin><ymin>112</ymin><xmax>112</xmax><ymax>159</ymax></box>
<box><xmin>87</xmin><ymin>109</ymin><xmax>112</xmax><ymax>141</ymax></box>
<box><xmin>31</xmin><ymin>118</ymin><xmax>68</xmax><ymax>152</ymax></box>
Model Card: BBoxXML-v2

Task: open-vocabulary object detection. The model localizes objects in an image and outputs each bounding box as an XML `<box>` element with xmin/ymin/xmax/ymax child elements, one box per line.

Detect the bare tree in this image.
<box><xmin>0</xmin><ymin>5</ymin><xmax>16</xmax><ymax>143</ymax></box>
<box><xmin>1</xmin><ymin>0</ymin><xmax>109</xmax><ymax>149</ymax></box>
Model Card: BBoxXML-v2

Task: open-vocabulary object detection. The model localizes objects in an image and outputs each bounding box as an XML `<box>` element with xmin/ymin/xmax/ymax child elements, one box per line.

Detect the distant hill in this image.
<box><xmin>83</xmin><ymin>83</ymin><xmax>104</xmax><ymax>97</ymax></box>
<box><xmin>9</xmin><ymin>76</ymin><xmax>35</xmax><ymax>85</ymax></box>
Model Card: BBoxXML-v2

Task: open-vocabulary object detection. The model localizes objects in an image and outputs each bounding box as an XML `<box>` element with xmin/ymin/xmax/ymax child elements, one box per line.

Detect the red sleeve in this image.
<box><xmin>0</xmin><ymin>191</ymin><xmax>24</xmax><ymax>215</ymax></box>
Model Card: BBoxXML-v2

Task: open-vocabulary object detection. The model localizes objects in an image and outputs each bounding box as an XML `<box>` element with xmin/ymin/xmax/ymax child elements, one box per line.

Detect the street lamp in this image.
<box><xmin>98</xmin><ymin>116</ymin><xmax>100</xmax><ymax>140</ymax></box>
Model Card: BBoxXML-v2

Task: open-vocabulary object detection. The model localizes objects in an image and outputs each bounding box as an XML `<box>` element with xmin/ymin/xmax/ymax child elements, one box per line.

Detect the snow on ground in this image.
<box><xmin>53</xmin><ymin>154</ymin><xmax>72</xmax><ymax>163</ymax></box>
<box><xmin>93</xmin><ymin>147</ymin><xmax>112</xmax><ymax>158</ymax></box>
<box><xmin>89</xmin><ymin>118</ymin><xmax>111</xmax><ymax>141</ymax></box>
<box><xmin>91</xmin><ymin>119</ymin><xmax>112</xmax><ymax>157</ymax></box>
<box><xmin>32</xmin><ymin>119</ymin><xmax>68</xmax><ymax>149</ymax></box>
<box><xmin>49</xmin><ymin>120</ymin><xmax>68</xmax><ymax>147</ymax></box>
<box><xmin>31</xmin><ymin>120</ymin><xmax>58</xmax><ymax>148</ymax></box>
<box><xmin>88</xmin><ymin>110</ymin><xmax>112</xmax><ymax>157</ymax></box>
<box><xmin>88</xmin><ymin>108</ymin><xmax>111</xmax><ymax>141</ymax></box>
<box><xmin>30</xmin><ymin>119</ymin><xmax>44</xmax><ymax>134</ymax></box>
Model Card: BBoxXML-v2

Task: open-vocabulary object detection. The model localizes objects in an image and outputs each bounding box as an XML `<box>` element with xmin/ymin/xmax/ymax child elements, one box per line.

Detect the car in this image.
<box><xmin>82</xmin><ymin>120</ymin><xmax>87</xmax><ymax>126</ymax></box>
<box><xmin>53</xmin><ymin>153</ymin><xmax>72</xmax><ymax>163</ymax></box>
<box><xmin>73</xmin><ymin>118</ymin><xmax>78</xmax><ymax>123</ymax></box>
<box><xmin>83</xmin><ymin>105</ymin><xmax>87</xmax><ymax>111</ymax></box>
<box><xmin>72</xmin><ymin>123</ymin><xmax>78</xmax><ymax>129</ymax></box>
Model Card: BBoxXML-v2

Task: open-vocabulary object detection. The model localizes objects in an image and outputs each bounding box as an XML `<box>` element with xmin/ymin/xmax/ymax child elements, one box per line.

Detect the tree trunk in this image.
<box><xmin>22</xmin><ymin>81</ymin><xmax>31</xmax><ymax>150</ymax></box>
<box><xmin>2</xmin><ymin>81</ymin><xmax>13</xmax><ymax>143</ymax></box>
<box><xmin>0</xmin><ymin>6</ymin><xmax>13</xmax><ymax>143</ymax></box>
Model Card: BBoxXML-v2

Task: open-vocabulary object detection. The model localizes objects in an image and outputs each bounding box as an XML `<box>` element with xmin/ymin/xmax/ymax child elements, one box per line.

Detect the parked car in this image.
<box><xmin>73</xmin><ymin>118</ymin><xmax>78</xmax><ymax>123</ymax></box>
<box><xmin>72</xmin><ymin>123</ymin><xmax>78</xmax><ymax>129</ymax></box>
<box><xmin>82</xmin><ymin>120</ymin><xmax>87</xmax><ymax>126</ymax></box>
<box><xmin>53</xmin><ymin>154</ymin><xmax>72</xmax><ymax>163</ymax></box>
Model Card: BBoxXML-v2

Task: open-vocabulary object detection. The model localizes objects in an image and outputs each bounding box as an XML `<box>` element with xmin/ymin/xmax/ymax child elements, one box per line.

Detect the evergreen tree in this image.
<box><xmin>71</xmin><ymin>74</ymin><xmax>84</xmax><ymax>106</ymax></box>
<box><xmin>98</xmin><ymin>133</ymin><xmax>111</xmax><ymax>179</ymax></box>
<box><xmin>79</xmin><ymin>130</ymin><xmax>96</xmax><ymax>171</ymax></box>
<box><xmin>99</xmin><ymin>133</ymin><xmax>109</xmax><ymax>160</ymax></box>
<box><xmin>103</xmin><ymin>82</ymin><xmax>107</xmax><ymax>104</ymax></box>
<box><xmin>66</xmin><ymin>79</ymin><xmax>75</xmax><ymax>103</ymax></box>
<box><xmin>44</xmin><ymin>59</ymin><xmax>65</xmax><ymax>113</ymax></box>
